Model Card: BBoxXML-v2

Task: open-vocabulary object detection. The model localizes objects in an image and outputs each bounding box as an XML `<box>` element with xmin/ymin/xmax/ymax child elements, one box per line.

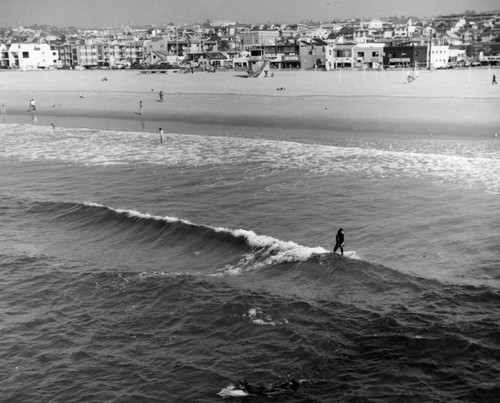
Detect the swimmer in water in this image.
<box><xmin>237</xmin><ymin>378</ymin><xmax>301</xmax><ymax>396</ymax></box>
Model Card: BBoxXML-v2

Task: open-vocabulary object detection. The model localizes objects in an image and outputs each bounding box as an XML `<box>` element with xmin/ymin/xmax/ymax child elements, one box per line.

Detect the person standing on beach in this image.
<box><xmin>28</xmin><ymin>99</ymin><xmax>36</xmax><ymax>111</ymax></box>
<box><xmin>159</xmin><ymin>128</ymin><xmax>164</xmax><ymax>144</ymax></box>
<box><xmin>334</xmin><ymin>228</ymin><xmax>345</xmax><ymax>255</ymax></box>
<box><xmin>1</xmin><ymin>104</ymin><xmax>6</xmax><ymax>115</ymax></box>
<box><xmin>139</xmin><ymin>100</ymin><xmax>143</xmax><ymax>115</ymax></box>
<box><xmin>493</xmin><ymin>74</ymin><xmax>497</xmax><ymax>85</ymax></box>
<box><xmin>159</xmin><ymin>91</ymin><xmax>164</xmax><ymax>102</ymax></box>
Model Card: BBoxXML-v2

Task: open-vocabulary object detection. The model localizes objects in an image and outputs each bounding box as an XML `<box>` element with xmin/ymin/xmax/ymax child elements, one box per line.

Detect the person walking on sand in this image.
<box><xmin>139</xmin><ymin>100</ymin><xmax>143</xmax><ymax>115</ymax></box>
<box><xmin>493</xmin><ymin>74</ymin><xmax>498</xmax><ymax>85</ymax></box>
<box><xmin>159</xmin><ymin>90</ymin><xmax>164</xmax><ymax>102</ymax></box>
<box><xmin>333</xmin><ymin>228</ymin><xmax>345</xmax><ymax>255</ymax></box>
<box><xmin>28</xmin><ymin>98</ymin><xmax>36</xmax><ymax>111</ymax></box>
<box><xmin>159</xmin><ymin>128</ymin><xmax>164</xmax><ymax>144</ymax></box>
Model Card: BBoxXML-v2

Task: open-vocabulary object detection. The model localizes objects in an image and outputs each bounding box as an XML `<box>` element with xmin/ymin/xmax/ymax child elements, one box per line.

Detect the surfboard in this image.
<box><xmin>339</xmin><ymin>251</ymin><xmax>356</xmax><ymax>258</ymax></box>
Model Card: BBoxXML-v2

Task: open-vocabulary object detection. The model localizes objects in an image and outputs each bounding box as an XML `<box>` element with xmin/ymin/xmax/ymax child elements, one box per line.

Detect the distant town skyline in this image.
<box><xmin>1</xmin><ymin>0</ymin><xmax>499</xmax><ymax>28</ymax></box>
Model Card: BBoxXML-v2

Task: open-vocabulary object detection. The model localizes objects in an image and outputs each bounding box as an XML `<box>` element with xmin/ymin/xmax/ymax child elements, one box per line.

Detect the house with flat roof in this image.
<box><xmin>353</xmin><ymin>43</ymin><xmax>385</xmax><ymax>69</ymax></box>
<box><xmin>429</xmin><ymin>45</ymin><xmax>450</xmax><ymax>69</ymax></box>
<box><xmin>383</xmin><ymin>43</ymin><xmax>428</xmax><ymax>68</ymax></box>
<box><xmin>8</xmin><ymin>43</ymin><xmax>58</xmax><ymax>70</ymax></box>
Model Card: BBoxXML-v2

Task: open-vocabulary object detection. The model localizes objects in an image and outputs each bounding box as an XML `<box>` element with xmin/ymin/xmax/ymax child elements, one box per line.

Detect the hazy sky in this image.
<box><xmin>1</xmin><ymin>0</ymin><xmax>499</xmax><ymax>28</ymax></box>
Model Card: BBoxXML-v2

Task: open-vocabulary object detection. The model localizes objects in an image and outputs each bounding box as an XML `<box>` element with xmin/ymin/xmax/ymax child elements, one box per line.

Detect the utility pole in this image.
<box><xmin>427</xmin><ymin>26</ymin><xmax>433</xmax><ymax>70</ymax></box>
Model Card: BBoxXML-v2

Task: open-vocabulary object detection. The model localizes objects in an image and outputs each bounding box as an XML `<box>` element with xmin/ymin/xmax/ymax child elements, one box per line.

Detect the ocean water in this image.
<box><xmin>0</xmin><ymin>121</ymin><xmax>499</xmax><ymax>402</ymax></box>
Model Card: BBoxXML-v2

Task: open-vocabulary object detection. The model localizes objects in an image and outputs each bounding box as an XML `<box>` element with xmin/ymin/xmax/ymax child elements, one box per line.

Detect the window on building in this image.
<box><xmin>358</xmin><ymin>52</ymin><xmax>364</xmax><ymax>57</ymax></box>
<box><xmin>22</xmin><ymin>51</ymin><xmax>29</xmax><ymax>58</ymax></box>
<box><xmin>372</xmin><ymin>52</ymin><xmax>379</xmax><ymax>57</ymax></box>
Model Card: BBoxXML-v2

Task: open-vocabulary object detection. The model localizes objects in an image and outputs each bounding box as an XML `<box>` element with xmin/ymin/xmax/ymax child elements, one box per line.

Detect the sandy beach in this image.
<box><xmin>1</xmin><ymin>68</ymin><xmax>499</xmax><ymax>138</ymax></box>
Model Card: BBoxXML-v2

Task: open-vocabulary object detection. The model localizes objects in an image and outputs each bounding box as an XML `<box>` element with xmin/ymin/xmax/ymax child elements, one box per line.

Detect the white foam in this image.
<box><xmin>2</xmin><ymin>124</ymin><xmax>499</xmax><ymax>192</ymax></box>
<box><xmin>83</xmin><ymin>202</ymin><xmax>327</xmax><ymax>270</ymax></box>
<box><xmin>245</xmin><ymin>307</ymin><xmax>288</xmax><ymax>326</ymax></box>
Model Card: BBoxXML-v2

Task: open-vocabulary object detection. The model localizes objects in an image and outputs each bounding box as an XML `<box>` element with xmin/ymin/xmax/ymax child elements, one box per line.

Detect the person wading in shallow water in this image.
<box><xmin>334</xmin><ymin>228</ymin><xmax>345</xmax><ymax>255</ymax></box>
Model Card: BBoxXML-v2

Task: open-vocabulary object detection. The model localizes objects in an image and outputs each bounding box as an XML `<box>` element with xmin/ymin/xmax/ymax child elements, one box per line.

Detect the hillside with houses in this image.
<box><xmin>1</xmin><ymin>11</ymin><xmax>500</xmax><ymax>72</ymax></box>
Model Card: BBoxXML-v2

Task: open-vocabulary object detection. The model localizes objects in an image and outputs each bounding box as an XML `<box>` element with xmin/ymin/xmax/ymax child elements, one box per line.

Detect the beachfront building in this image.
<box><xmin>325</xmin><ymin>43</ymin><xmax>355</xmax><ymax>70</ymax></box>
<box><xmin>231</xmin><ymin>51</ymin><xmax>250</xmax><ymax>69</ymax></box>
<box><xmin>8</xmin><ymin>43</ymin><xmax>59</xmax><ymax>70</ymax></box>
<box><xmin>75</xmin><ymin>39</ymin><xmax>145</xmax><ymax>68</ymax></box>
<box><xmin>429</xmin><ymin>45</ymin><xmax>450</xmax><ymax>69</ymax></box>
<box><xmin>353</xmin><ymin>43</ymin><xmax>385</xmax><ymax>69</ymax></box>
<box><xmin>76</xmin><ymin>42</ymin><xmax>101</xmax><ymax>67</ymax></box>
<box><xmin>56</xmin><ymin>42</ymin><xmax>79</xmax><ymax>68</ymax></box>
<box><xmin>448</xmin><ymin>45</ymin><xmax>468</xmax><ymax>66</ymax></box>
<box><xmin>143</xmin><ymin>36</ymin><xmax>196</xmax><ymax>66</ymax></box>
<box><xmin>107</xmin><ymin>40</ymin><xmax>144</xmax><ymax>67</ymax></box>
<box><xmin>275</xmin><ymin>39</ymin><xmax>301</xmax><ymax>69</ymax></box>
<box><xmin>245</xmin><ymin>38</ymin><xmax>301</xmax><ymax>70</ymax></box>
<box><xmin>382</xmin><ymin>43</ymin><xmax>428</xmax><ymax>68</ymax></box>
<box><xmin>0</xmin><ymin>43</ymin><xmax>9</xmax><ymax>68</ymax></box>
<box><xmin>299</xmin><ymin>38</ymin><xmax>327</xmax><ymax>70</ymax></box>
<box><xmin>197</xmin><ymin>52</ymin><xmax>232</xmax><ymax>69</ymax></box>
<box><xmin>470</xmin><ymin>42</ymin><xmax>500</xmax><ymax>63</ymax></box>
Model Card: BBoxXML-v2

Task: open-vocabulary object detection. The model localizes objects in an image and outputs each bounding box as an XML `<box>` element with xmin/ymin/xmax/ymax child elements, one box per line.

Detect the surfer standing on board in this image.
<box><xmin>334</xmin><ymin>228</ymin><xmax>344</xmax><ymax>255</ymax></box>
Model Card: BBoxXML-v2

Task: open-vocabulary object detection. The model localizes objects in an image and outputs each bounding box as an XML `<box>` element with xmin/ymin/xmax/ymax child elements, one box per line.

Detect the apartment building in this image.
<box><xmin>0</xmin><ymin>43</ymin><xmax>9</xmax><ymax>68</ymax></box>
<box><xmin>429</xmin><ymin>45</ymin><xmax>450</xmax><ymax>69</ymax></box>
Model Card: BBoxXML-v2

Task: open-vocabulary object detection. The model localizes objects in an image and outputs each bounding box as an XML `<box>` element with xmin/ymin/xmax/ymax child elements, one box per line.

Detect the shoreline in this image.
<box><xmin>1</xmin><ymin>69</ymin><xmax>499</xmax><ymax>139</ymax></box>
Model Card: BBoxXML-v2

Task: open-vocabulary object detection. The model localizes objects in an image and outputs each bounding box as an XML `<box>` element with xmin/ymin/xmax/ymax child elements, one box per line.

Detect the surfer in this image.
<box><xmin>334</xmin><ymin>228</ymin><xmax>344</xmax><ymax>255</ymax></box>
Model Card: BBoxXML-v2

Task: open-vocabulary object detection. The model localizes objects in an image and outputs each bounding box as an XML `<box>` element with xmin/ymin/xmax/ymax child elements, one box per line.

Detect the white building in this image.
<box><xmin>367</xmin><ymin>19</ymin><xmax>384</xmax><ymax>30</ymax></box>
<box><xmin>429</xmin><ymin>45</ymin><xmax>449</xmax><ymax>69</ymax></box>
<box><xmin>8</xmin><ymin>43</ymin><xmax>59</xmax><ymax>70</ymax></box>
<box><xmin>325</xmin><ymin>43</ymin><xmax>355</xmax><ymax>70</ymax></box>
<box><xmin>449</xmin><ymin>45</ymin><xmax>467</xmax><ymax>65</ymax></box>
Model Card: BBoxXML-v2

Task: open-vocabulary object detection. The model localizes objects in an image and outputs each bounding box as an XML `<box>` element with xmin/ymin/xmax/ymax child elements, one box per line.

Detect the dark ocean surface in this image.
<box><xmin>0</xmin><ymin>122</ymin><xmax>499</xmax><ymax>402</ymax></box>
